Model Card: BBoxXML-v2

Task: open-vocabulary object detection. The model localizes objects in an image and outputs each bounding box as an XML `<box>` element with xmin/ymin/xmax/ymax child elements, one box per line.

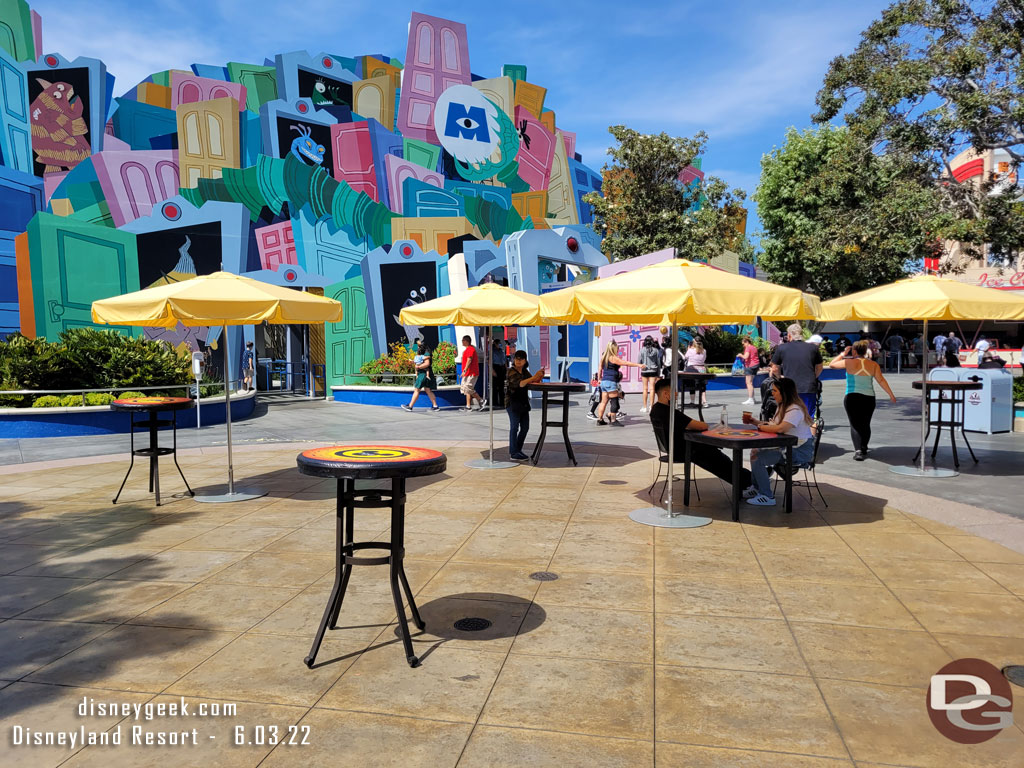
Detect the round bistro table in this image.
<box><xmin>527</xmin><ymin>382</ymin><xmax>587</xmax><ymax>466</ymax></box>
<box><xmin>110</xmin><ymin>396</ymin><xmax>195</xmax><ymax>506</ymax></box>
<box><xmin>296</xmin><ymin>445</ymin><xmax>447</xmax><ymax>669</ymax></box>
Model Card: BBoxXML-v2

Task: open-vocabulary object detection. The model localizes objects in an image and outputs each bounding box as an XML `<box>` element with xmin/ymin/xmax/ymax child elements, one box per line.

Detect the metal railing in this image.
<box><xmin>0</xmin><ymin>381</ymin><xmax>229</xmax><ymax>408</ymax></box>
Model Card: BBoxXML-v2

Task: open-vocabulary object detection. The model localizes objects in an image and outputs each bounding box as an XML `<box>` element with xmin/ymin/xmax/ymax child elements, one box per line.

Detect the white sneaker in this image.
<box><xmin>639</xmin><ymin>406</ymin><xmax>647</xmax><ymax>413</ymax></box>
<box><xmin>742</xmin><ymin>398</ymin><xmax>755</xmax><ymax>405</ymax></box>
<box><xmin>746</xmin><ymin>494</ymin><xmax>777</xmax><ymax>506</ymax></box>
<box><xmin>742</xmin><ymin>486</ymin><xmax>759</xmax><ymax>499</ymax></box>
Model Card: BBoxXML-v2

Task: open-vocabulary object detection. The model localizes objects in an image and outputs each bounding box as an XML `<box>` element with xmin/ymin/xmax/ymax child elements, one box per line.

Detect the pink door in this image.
<box><xmin>331</xmin><ymin>122</ymin><xmax>378</xmax><ymax>200</ymax></box>
<box><xmin>171</xmin><ymin>71</ymin><xmax>246</xmax><ymax>109</ymax></box>
<box><xmin>396</xmin><ymin>12</ymin><xmax>470</xmax><ymax>143</ymax></box>
<box><xmin>515</xmin><ymin>106</ymin><xmax>556</xmax><ymax>192</ymax></box>
<box><xmin>92</xmin><ymin>150</ymin><xmax>180</xmax><ymax>227</ymax></box>
<box><xmin>256</xmin><ymin>221</ymin><xmax>297</xmax><ymax>271</ymax></box>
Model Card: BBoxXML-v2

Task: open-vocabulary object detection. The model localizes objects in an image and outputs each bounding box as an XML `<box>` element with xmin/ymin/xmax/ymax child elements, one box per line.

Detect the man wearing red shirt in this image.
<box><xmin>460</xmin><ymin>335</ymin><xmax>486</xmax><ymax>411</ymax></box>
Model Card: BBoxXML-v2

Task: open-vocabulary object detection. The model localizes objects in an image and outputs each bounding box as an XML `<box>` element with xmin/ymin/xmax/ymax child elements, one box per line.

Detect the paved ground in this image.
<box><xmin>2</xmin><ymin>440</ymin><xmax>1024</xmax><ymax>767</ymax></box>
<box><xmin>3</xmin><ymin>374</ymin><xmax>1022</xmax><ymax>518</ymax></box>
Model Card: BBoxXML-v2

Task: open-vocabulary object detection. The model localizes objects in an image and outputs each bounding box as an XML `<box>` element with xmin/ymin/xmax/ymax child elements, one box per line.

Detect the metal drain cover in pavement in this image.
<box><xmin>453</xmin><ymin>617</ymin><xmax>492</xmax><ymax>632</ymax></box>
<box><xmin>529</xmin><ymin>571</ymin><xmax>559</xmax><ymax>581</ymax></box>
<box><xmin>1004</xmin><ymin>665</ymin><xmax>1024</xmax><ymax>687</ymax></box>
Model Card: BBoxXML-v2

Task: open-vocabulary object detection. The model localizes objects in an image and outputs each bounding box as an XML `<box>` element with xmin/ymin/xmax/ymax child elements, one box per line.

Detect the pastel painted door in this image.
<box><xmin>546</xmin><ymin>132</ymin><xmax>578</xmax><ymax>225</ymax></box>
<box><xmin>176</xmin><ymin>97</ymin><xmax>240</xmax><ymax>187</ymax></box>
<box><xmin>0</xmin><ymin>46</ymin><xmax>31</xmax><ymax>172</ymax></box>
<box><xmin>331</xmin><ymin>122</ymin><xmax>377</xmax><ymax>200</ymax></box>
<box><xmin>256</xmin><ymin>220</ymin><xmax>296</xmax><ymax>271</ymax></box>
<box><xmin>352</xmin><ymin>76</ymin><xmax>393</xmax><ymax>130</ymax></box>
<box><xmin>515</xmin><ymin>107</ymin><xmax>556</xmax><ymax>192</ymax></box>
<box><xmin>92</xmin><ymin>150</ymin><xmax>180</xmax><ymax>227</ymax></box>
<box><xmin>227</xmin><ymin>62</ymin><xmax>278</xmax><ymax>113</ymax></box>
<box><xmin>397</xmin><ymin>13</ymin><xmax>470</xmax><ymax>143</ymax></box>
<box><xmin>325</xmin><ymin>276</ymin><xmax>370</xmax><ymax>386</ymax></box>
<box><xmin>171</xmin><ymin>71</ymin><xmax>246</xmax><ymax>109</ymax></box>
<box><xmin>27</xmin><ymin>213</ymin><xmax>140</xmax><ymax>340</ymax></box>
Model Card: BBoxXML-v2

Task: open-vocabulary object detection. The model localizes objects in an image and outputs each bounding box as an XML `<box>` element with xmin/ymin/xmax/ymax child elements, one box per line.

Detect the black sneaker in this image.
<box><xmin>431</xmin><ymin>406</ymin><xmax>440</xmax><ymax>411</ymax></box>
<box><xmin>400</xmin><ymin>404</ymin><xmax>412</xmax><ymax>411</ymax></box>
<box><xmin>596</xmin><ymin>419</ymin><xmax>607</xmax><ymax>425</ymax></box>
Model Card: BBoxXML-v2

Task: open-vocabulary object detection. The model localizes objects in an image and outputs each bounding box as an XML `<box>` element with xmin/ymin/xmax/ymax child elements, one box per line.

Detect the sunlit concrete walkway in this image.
<box><xmin>2</xmin><ymin>439</ymin><xmax>1023</xmax><ymax>767</ymax></box>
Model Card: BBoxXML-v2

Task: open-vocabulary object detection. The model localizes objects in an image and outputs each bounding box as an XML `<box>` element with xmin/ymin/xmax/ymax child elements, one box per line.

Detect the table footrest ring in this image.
<box><xmin>341</xmin><ymin>541</ymin><xmax>403</xmax><ymax>566</ymax></box>
<box><xmin>132</xmin><ymin>447</ymin><xmax>176</xmax><ymax>457</ymax></box>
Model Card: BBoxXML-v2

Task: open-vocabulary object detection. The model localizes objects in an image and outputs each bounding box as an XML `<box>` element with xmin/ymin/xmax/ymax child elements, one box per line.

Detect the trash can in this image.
<box><xmin>961</xmin><ymin>369</ymin><xmax>1014</xmax><ymax>434</ymax></box>
<box><xmin>927</xmin><ymin>368</ymin><xmax>960</xmax><ymax>423</ymax></box>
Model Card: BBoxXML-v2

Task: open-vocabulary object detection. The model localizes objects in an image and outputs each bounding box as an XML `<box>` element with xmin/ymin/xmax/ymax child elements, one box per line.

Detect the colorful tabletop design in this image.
<box><xmin>297</xmin><ymin>445</ymin><xmax>447</xmax><ymax>479</ymax></box>
<box><xmin>113</xmin><ymin>396</ymin><xmax>192</xmax><ymax>406</ymax></box>
<box><xmin>709</xmin><ymin>428</ymin><xmax>762</xmax><ymax>439</ymax></box>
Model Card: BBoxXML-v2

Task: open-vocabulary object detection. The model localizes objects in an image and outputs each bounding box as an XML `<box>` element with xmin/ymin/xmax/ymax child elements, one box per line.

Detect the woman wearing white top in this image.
<box><xmin>741</xmin><ymin>377</ymin><xmax>816</xmax><ymax>506</ymax></box>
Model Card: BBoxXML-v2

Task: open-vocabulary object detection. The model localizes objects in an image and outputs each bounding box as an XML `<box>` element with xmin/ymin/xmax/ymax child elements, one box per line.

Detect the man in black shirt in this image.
<box><xmin>771</xmin><ymin>324</ymin><xmax>823</xmax><ymax>417</ymax></box>
<box><xmin>649</xmin><ymin>379</ymin><xmax>752</xmax><ymax>488</ymax></box>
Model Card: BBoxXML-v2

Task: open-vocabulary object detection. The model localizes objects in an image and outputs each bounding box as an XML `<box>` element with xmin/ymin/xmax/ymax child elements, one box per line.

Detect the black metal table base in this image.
<box><xmin>682</xmin><ymin>438</ymin><xmax>794</xmax><ymax>521</ymax></box>
<box><xmin>113</xmin><ymin>412</ymin><xmax>193</xmax><ymax>506</ymax></box>
<box><xmin>530</xmin><ymin>389</ymin><xmax>577</xmax><ymax>466</ymax></box>
<box><xmin>304</xmin><ymin>477</ymin><xmax>425</xmax><ymax>669</ymax></box>
<box><xmin>912</xmin><ymin>390</ymin><xmax>978</xmax><ymax>469</ymax></box>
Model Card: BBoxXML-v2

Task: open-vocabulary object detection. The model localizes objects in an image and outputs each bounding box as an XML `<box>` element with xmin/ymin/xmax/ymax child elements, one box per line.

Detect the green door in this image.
<box><xmin>325</xmin><ymin>276</ymin><xmax>372</xmax><ymax>388</ymax></box>
<box><xmin>27</xmin><ymin>213</ymin><xmax>140</xmax><ymax>340</ymax></box>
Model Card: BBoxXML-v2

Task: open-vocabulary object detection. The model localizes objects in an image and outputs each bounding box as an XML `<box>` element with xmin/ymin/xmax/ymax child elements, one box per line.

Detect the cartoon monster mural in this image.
<box><xmin>310</xmin><ymin>78</ymin><xmax>346</xmax><ymax>106</ymax></box>
<box><xmin>290</xmin><ymin>124</ymin><xmax>324</xmax><ymax>166</ymax></box>
<box><xmin>395</xmin><ymin>285</ymin><xmax>428</xmax><ymax>345</ymax></box>
<box><xmin>29</xmin><ymin>79</ymin><xmax>90</xmax><ymax>173</ymax></box>
<box><xmin>181</xmin><ymin>152</ymin><xmax>395</xmax><ymax>247</ymax></box>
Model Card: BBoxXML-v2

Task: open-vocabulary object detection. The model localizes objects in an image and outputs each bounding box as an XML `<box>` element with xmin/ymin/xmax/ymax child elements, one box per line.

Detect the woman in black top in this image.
<box><xmin>505</xmin><ymin>350</ymin><xmax>544</xmax><ymax>460</ymax></box>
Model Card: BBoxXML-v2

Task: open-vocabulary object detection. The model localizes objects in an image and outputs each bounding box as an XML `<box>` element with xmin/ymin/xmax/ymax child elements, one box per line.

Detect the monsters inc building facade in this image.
<box><xmin>0</xmin><ymin>3</ymin><xmax>607</xmax><ymax>391</ymax></box>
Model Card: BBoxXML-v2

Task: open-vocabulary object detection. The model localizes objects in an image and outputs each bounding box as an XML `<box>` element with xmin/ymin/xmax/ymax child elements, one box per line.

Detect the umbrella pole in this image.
<box><xmin>195</xmin><ymin>325</ymin><xmax>268</xmax><ymax>502</ymax></box>
<box><xmin>889</xmin><ymin>317</ymin><xmax>957</xmax><ymax>478</ymax></box>
<box><xmin>920</xmin><ymin>318</ymin><xmax>928</xmax><ymax>474</ymax></box>
<box><xmin>488</xmin><ymin>328</ymin><xmax>494</xmax><ymax>464</ymax></box>
<box><xmin>667</xmin><ymin>321</ymin><xmax>677</xmax><ymax>517</ymax></box>
<box><xmin>224</xmin><ymin>323</ymin><xmax>234</xmax><ymax>495</ymax></box>
<box><xmin>465</xmin><ymin>326</ymin><xmax>515</xmax><ymax>470</ymax></box>
<box><xmin>628</xmin><ymin>321</ymin><xmax>711</xmax><ymax>528</ymax></box>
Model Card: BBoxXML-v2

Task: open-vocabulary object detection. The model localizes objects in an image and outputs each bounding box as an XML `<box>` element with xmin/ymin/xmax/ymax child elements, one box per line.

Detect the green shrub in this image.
<box><xmin>118</xmin><ymin>391</ymin><xmax>145</xmax><ymax>399</ymax></box>
<box><xmin>31</xmin><ymin>395</ymin><xmax>62</xmax><ymax>408</ymax></box>
<box><xmin>59</xmin><ymin>394</ymin><xmax>84</xmax><ymax>407</ymax></box>
<box><xmin>1014</xmin><ymin>375</ymin><xmax>1024</xmax><ymax>404</ymax></box>
<box><xmin>85</xmin><ymin>392</ymin><xmax>116</xmax><ymax>406</ymax></box>
<box><xmin>0</xmin><ymin>330</ymin><xmax>190</xmax><ymax>407</ymax></box>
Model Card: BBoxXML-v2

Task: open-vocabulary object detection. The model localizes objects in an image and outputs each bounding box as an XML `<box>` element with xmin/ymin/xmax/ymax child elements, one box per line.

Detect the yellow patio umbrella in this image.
<box><xmin>93</xmin><ymin>272</ymin><xmax>343</xmax><ymax>502</ymax></box>
<box><xmin>539</xmin><ymin>258</ymin><xmax>821</xmax><ymax>529</ymax></box>
<box><xmin>399</xmin><ymin>283</ymin><xmax>545</xmax><ymax>470</ymax></box>
<box><xmin>539</xmin><ymin>258</ymin><xmax>821</xmax><ymax>326</ymax></box>
<box><xmin>820</xmin><ymin>273</ymin><xmax>1024</xmax><ymax>478</ymax></box>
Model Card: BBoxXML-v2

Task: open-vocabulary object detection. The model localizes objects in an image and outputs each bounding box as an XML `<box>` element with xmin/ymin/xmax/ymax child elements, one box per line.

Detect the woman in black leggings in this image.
<box><xmin>827</xmin><ymin>340</ymin><xmax>896</xmax><ymax>460</ymax></box>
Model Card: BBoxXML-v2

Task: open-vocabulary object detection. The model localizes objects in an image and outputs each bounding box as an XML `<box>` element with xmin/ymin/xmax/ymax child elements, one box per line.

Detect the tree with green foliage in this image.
<box><xmin>584</xmin><ymin>126</ymin><xmax>747</xmax><ymax>262</ymax></box>
<box><xmin>755</xmin><ymin>125</ymin><xmax>948</xmax><ymax>299</ymax></box>
<box><xmin>814</xmin><ymin>0</ymin><xmax>1024</xmax><ymax>264</ymax></box>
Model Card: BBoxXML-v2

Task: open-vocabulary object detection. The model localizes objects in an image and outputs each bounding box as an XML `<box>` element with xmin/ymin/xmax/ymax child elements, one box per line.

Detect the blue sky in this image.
<box><xmin>37</xmin><ymin>0</ymin><xmax>892</xmax><ymax>241</ymax></box>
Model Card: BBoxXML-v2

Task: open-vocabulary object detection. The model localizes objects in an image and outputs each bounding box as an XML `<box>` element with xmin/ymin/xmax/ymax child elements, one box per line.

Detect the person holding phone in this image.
<box><xmin>505</xmin><ymin>350</ymin><xmax>544</xmax><ymax>460</ymax></box>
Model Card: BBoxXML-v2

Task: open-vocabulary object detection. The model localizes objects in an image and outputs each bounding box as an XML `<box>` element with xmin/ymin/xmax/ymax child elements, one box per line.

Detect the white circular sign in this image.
<box><xmin>433</xmin><ymin>84</ymin><xmax>501</xmax><ymax>164</ymax></box>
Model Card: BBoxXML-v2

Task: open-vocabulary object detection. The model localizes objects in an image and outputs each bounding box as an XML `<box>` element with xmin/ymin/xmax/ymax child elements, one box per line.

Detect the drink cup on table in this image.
<box><xmin>742</xmin><ymin>411</ymin><xmax>753</xmax><ymax>424</ymax></box>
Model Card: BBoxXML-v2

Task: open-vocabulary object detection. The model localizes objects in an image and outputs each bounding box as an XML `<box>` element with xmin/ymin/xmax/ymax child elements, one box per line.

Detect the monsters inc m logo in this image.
<box><xmin>433</xmin><ymin>84</ymin><xmax>503</xmax><ymax>166</ymax></box>
<box><xmin>444</xmin><ymin>103</ymin><xmax>490</xmax><ymax>143</ymax></box>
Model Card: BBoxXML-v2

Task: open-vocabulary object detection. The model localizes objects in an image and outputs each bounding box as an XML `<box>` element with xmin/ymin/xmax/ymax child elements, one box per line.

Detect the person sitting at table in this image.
<box><xmin>649</xmin><ymin>378</ymin><xmax>752</xmax><ymax>489</ymax></box>
<box><xmin>742</xmin><ymin>377</ymin><xmax>815</xmax><ymax>507</ymax></box>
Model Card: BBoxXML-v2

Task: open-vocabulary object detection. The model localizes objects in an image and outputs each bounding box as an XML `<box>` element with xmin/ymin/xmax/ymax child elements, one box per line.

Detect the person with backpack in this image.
<box><xmin>945</xmin><ymin>332</ymin><xmax>963</xmax><ymax>367</ymax></box>
<box><xmin>639</xmin><ymin>335</ymin><xmax>663</xmax><ymax>414</ymax></box>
